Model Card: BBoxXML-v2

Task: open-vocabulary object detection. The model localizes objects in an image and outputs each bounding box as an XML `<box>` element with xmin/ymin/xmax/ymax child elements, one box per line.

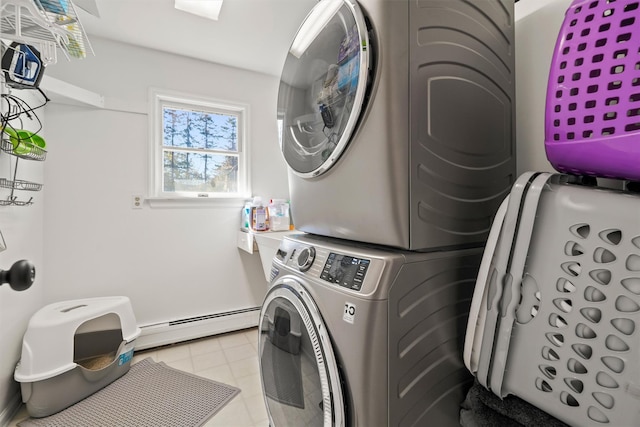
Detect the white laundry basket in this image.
<box><xmin>464</xmin><ymin>174</ymin><xmax>640</xmax><ymax>427</ymax></box>
<box><xmin>14</xmin><ymin>296</ymin><xmax>141</xmax><ymax>417</ymax></box>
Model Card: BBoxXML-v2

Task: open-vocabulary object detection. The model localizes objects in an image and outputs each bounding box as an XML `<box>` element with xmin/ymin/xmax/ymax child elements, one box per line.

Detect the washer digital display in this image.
<box><xmin>320</xmin><ymin>252</ymin><xmax>370</xmax><ymax>291</ymax></box>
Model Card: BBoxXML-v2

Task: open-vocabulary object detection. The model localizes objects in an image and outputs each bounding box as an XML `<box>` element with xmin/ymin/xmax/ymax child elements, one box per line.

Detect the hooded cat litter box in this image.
<box><xmin>14</xmin><ymin>296</ymin><xmax>140</xmax><ymax>418</ymax></box>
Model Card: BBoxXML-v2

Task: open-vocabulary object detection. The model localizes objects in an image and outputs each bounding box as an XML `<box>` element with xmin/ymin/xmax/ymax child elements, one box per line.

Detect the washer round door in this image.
<box><xmin>259</xmin><ymin>279</ymin><xmax>345</xmax><ymax>427</ymax></box>
<box><xmin>277</xmin><ymin>0</ymin><xmax>373</xmax><ymax>178</ymax></box>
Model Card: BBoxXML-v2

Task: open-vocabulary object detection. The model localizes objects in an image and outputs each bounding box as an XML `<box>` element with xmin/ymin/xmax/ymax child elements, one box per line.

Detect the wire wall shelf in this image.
<box><xmin>0</xmin><ymin>178</ymin><xmax>42</xmax><ymax>191</ymax></box>
<box><xmin>0</xmin><ymin>0</ymin><xmax>93</xmax><ymax>65</ymax></box>
<box><xmin>0</xmin><ymin>137</ymin><xmax>47</xmax><ymax>161</ymax></box>
<box><xmin>0</xmin><ymin>136</ymin><xmax>44</xmax><ymax>206</ymax></box>
<box><xmin>1</xmin><ymin>0</ymin><xmax>91</xmax><ymax>207</ymax></box>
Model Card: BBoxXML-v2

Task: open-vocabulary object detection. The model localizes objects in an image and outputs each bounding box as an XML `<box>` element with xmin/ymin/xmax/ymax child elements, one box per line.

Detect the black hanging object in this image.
<box><xmin>0</xmin><ymin>260</ymin><xmax>35</xmax><ymax>291</ymax></box>
<box><xmin>1</xmin><ymin>42</ymin><xmax>45</xmax><ymax>90</ymax></box>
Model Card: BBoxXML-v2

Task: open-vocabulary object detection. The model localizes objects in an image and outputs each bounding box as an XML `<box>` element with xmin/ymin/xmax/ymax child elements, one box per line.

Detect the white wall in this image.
<box><xmin>0</xmin><ymin>89</ymin><xmax>46</xmax><ymax>424</ymax></box>
<box><xmin>41</xmin><ymin>37</ymin><xmax>289</xmax><ymax>325</ymax></box>
<box><xmin>515</xmin><ymin>0</ymin><xmax>573</xmax><ymax>174</ymax></box>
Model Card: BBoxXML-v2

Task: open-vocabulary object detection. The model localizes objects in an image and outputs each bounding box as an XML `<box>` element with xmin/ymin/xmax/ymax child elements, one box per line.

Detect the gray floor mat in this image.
<box><xmin>18</xmin><ymin>357</ymin><xmax>240</xmax><ymax>427</ymax></box>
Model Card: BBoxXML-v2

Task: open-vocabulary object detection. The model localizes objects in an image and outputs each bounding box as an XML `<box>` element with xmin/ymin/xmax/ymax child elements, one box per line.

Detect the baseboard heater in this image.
<box><xmin>135</xmin><ymin>307</ymin><xmax>260</xmax><ymax>350</ymax></box>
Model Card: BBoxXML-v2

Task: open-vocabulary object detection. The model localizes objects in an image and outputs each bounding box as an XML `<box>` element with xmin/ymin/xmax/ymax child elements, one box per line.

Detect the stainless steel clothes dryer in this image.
<box><xmin>258</xmin><ymin>233</ymin><xmax>483</xmax><ymax>426</ymax></box>
<box><xmin>277</xmin><ymin>0</ymin><xmax>516</xmax><ymax>250</ymax></box>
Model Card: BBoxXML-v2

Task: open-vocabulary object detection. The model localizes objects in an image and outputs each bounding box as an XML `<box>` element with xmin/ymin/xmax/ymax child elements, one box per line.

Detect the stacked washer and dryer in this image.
<box><xmin>258</xmin><ymin>0</ymin><xmax>516</xmax><ymax>426</ymax></box>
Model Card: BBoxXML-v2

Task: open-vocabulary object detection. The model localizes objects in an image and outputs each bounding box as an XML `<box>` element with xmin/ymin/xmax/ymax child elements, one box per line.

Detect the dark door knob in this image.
<box><xmin>0</xmin><ymin>260</ymin><xmax>35</xmax><ymax>291</ymax></box>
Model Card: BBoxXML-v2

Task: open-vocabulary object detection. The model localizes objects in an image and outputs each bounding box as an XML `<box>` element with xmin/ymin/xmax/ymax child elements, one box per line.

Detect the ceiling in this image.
<box><xmin>76</xmin><ymin>0</ymin><xmax>318</xmax><ymax>77</ymax></box>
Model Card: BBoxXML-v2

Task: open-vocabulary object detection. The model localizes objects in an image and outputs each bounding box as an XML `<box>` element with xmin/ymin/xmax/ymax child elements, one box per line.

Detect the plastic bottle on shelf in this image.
<box><xmin>240</xmin><ymin>200</ymin><xmax>252</xmax><ymax>231</ymax></box>
<box><xmin>268</xmin><ymin>199</ymin><xmax>291</xmax><ymax>231</ymax></box>
<box><xmin>251</xmin><ymin>197</ymin><xmax>270</xmax><ymax>232</ymax></box>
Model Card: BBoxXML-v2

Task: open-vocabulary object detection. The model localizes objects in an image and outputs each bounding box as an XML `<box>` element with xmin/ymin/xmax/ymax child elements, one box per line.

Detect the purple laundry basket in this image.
<box><xmin>545</xmin><ymin>0</ymin><xmax>640</xmax><ymax>181</ymax></box>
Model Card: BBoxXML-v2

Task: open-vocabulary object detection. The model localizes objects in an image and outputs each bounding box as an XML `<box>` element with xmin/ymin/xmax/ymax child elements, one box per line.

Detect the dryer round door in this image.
<box><xmin>258</xmin><ymin>278</ymin><xmax>345</xmax><ymax>427</ymax></box>
<box><xmin>277</xmin><ymin>0</ymin><xmax>373</xmax><ymax>178</ymax></box>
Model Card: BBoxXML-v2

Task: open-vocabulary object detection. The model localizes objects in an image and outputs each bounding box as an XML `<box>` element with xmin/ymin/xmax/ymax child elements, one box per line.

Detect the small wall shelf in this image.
<box><xmin>237</xmin><ymin>230</ymin><xmax>257</xmax><ymax>254</ymax></box>
<box><xmin>238</xmin><ymin>230</ymin><xmax>297</xmax><ymax>282</ymax></box>
<box><xmin>40</xmin><ymin>75</ymin><xmax>104</xmax><ymax>108</ymax></box>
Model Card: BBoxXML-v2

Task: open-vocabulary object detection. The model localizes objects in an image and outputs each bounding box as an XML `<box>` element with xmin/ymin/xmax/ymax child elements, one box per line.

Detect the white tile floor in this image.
<box><xmin>9</xmin><ymin>327</ymin><xmax>269</xmax><ymax>427</ymax></box>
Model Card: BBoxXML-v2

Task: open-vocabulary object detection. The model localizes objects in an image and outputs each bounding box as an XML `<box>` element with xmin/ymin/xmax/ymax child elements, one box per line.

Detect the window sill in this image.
<box><xmin>147</xmin><ymin>196</ymin><xmax>247</xmax><ymax>209</ymax></box>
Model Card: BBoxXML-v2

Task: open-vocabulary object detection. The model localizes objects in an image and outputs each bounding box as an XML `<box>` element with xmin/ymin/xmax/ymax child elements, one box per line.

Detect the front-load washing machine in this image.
<box><xmin>278</xmin><ymin>0</ymin><xmax>516</xmax><ymax>250</ymax></box>
<box><xmin>258</xmin><ymin>233</ymin><xmax>483</xmax><ymax>426</ymax></box>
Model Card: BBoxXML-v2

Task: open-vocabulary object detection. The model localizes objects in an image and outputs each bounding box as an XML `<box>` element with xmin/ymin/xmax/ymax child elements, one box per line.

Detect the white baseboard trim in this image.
<box><xmin>134</xmin><ymin>307</ymin><xmax>260</xmax><ymax>350</ymax></box>
<box><xmin>0</xmin><ymin>393</ymin><xmax>22</xmax><ymax>427</ymax></box>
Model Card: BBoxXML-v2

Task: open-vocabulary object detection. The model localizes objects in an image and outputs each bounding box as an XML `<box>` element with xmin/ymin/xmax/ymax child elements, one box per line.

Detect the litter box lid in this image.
<box><xmin>15</xmin><ymin>296</ymin><xmax>140</xmax><ymax>383</ymax></box>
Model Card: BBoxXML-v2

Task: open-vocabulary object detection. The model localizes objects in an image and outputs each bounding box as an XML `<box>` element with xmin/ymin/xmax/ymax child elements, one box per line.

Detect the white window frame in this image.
<box><xmin>148</xmin><ymin>88</ymin><xmax>251</xmax><ymax>206</ymax></box>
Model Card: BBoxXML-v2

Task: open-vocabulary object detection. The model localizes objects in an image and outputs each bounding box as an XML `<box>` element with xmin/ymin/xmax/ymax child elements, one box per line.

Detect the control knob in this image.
<box><xmin>297</xmin><ymin>247</ymin><xmax>316</xmax><ymax>272</ymax></box>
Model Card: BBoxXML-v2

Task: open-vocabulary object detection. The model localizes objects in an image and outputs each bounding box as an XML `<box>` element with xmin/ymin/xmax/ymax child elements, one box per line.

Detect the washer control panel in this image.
<box><xmin>320</xmin><ymin>252</ymin><xmax>370</xmax><ymax>291</ymax></box>
<box><xmin>274</xmin><ymin>234</ymin><xmax>386</xmax><ymax>294</ymax></box>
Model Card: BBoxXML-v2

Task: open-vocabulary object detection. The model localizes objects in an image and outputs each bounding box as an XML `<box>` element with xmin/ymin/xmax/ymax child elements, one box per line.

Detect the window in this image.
<box><xmin>149</xmin><ymin>89</ymin><xmax>250</xmax><ymax>201</ymax></box>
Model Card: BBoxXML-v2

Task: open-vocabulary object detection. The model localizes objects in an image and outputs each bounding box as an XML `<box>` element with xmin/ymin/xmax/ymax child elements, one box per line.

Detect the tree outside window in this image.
<box><xmin>150</xmin><ymin>89</ymin><xmax>249</xmax><ymax>200</ymax></box>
